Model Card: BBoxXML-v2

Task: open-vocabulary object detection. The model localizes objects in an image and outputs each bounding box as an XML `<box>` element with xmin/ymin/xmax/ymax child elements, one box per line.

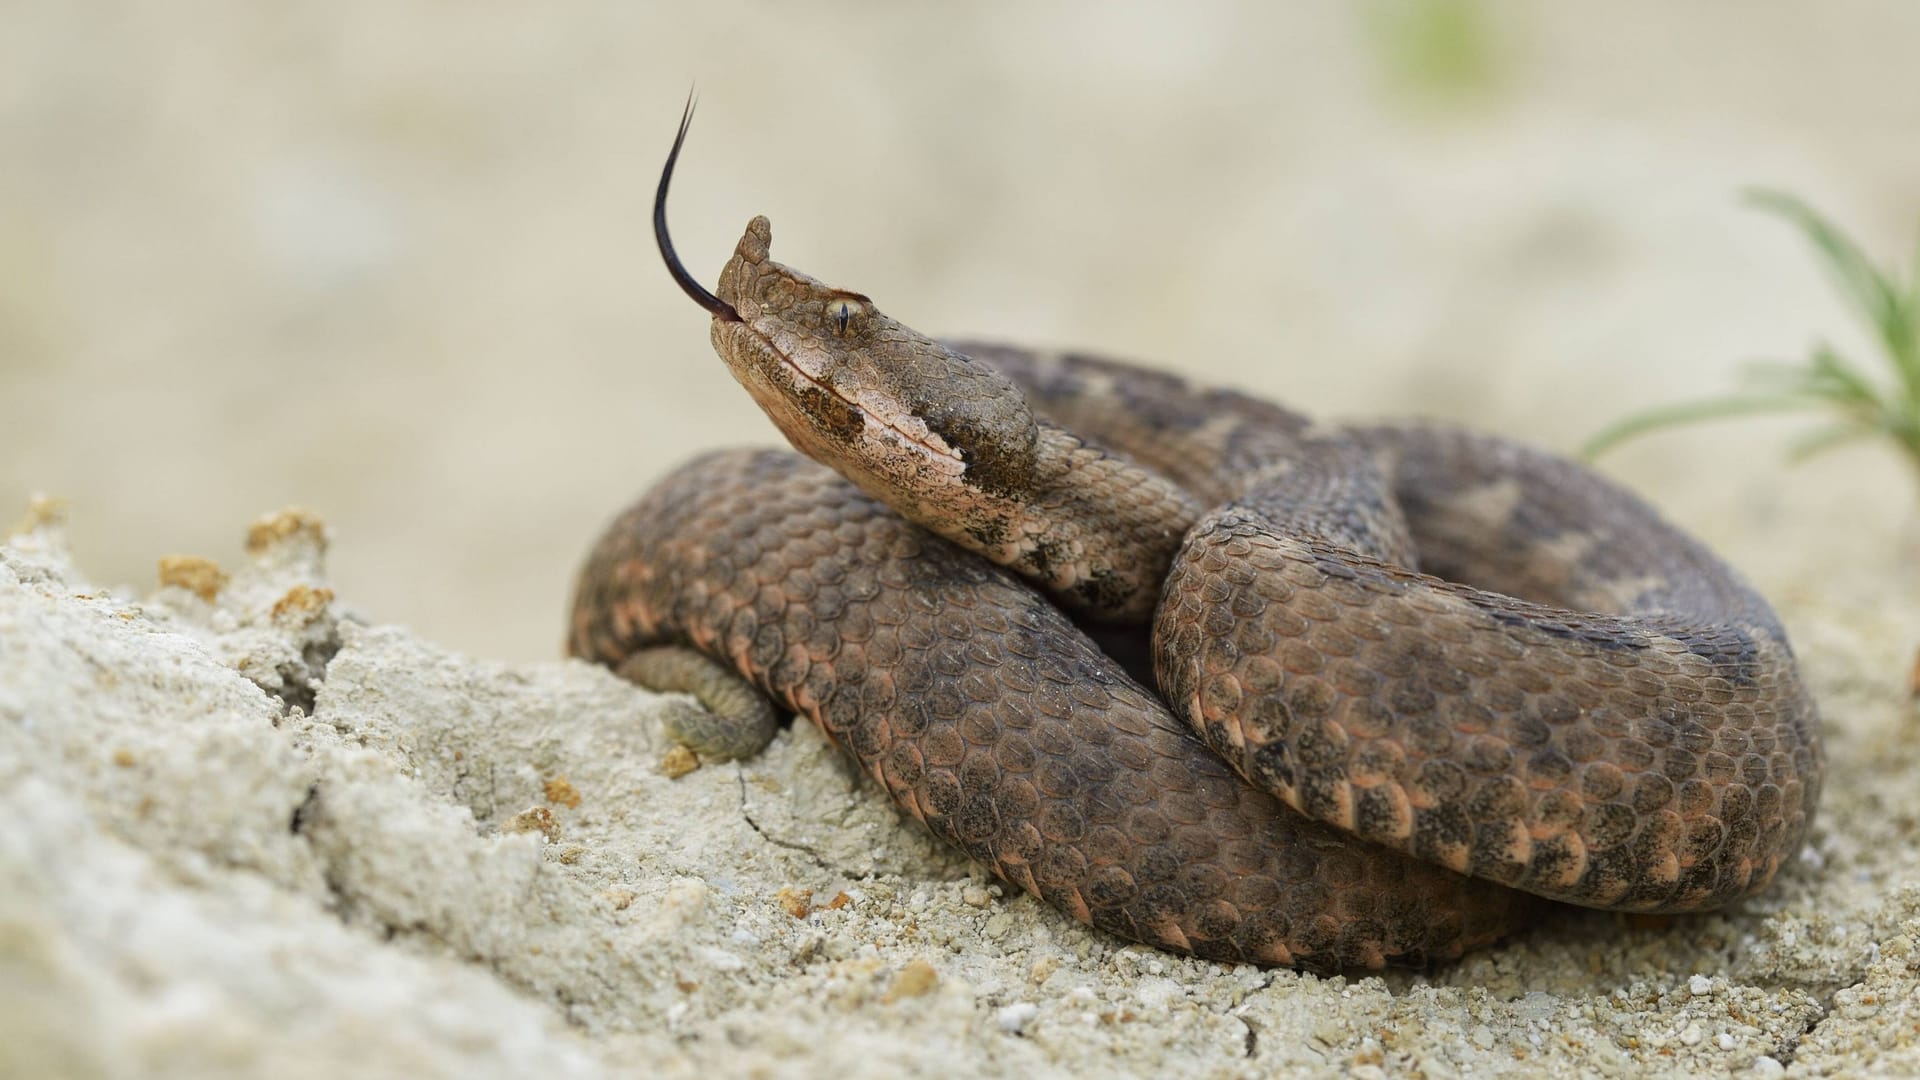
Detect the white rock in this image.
<box><xmin>997</xmin><ymin>1003</ymin><xmax>1040</xmax><ymax>1034</ymax></box>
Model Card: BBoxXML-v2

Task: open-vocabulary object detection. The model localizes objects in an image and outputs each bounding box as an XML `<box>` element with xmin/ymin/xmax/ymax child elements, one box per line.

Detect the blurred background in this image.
<box><xmin>4</xmin><ymin>1</ymin><xmax>1917</xmax><ymax>662</ymax></box>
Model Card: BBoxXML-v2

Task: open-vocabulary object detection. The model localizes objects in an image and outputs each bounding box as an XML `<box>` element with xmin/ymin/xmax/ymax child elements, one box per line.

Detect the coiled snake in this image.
<box><xmin>568</xmin><ymin>106</ymin><xmax>1823</xmax><ymax>970</ymax></box>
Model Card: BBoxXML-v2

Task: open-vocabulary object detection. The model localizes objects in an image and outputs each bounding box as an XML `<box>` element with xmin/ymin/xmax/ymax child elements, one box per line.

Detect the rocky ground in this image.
<box><xmin>3</xmin><ymin>482</ymin><xmax>1917</xmax><ymax>1078</ymax></box>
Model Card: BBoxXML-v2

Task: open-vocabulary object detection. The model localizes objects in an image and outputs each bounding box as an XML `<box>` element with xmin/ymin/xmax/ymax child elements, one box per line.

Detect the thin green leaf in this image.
<box><xmin>1746</xmin><ymin>189</ymin><xmax>1904</xmax><ymax>343</ymax></box>
<box><xmin>1805</xmin><ymin>345</ymin><xmax>1891</xmax><ymax>409</ymax></box>
<box><xmin>1881</xmin><ymin>294</ymin><xmax>1919</xmax><ymax>387</ymax></box>
<box><xmin>1731</xmin><ymin>351</ymin><xmax>1885</xmax><ymax>414</ymax></box>
<box><xmin>1911</xmin><ymin>227</ymin><xmax>1920</xmax><ymax>314</ymax></box>
<box><xmin>1588</xmin><ymin>190</ymin><xmax>1920</xmax><ymax>486</ymax></box>
<box><xmin>1784</xmin><ymin>422</ymin><xmax>1877</xmax><ymax>463</ymax></box>
<box><xmin>1581</xmin><ymin>394</ymin><xmax>1829</xmax><ymax>459</ymax></box>
<box><xmin>1900</xmin><ymin>415</ymin><xmax>1920</xmax><ymax>465</ymax></box>
<box><xmin>1882</xmin><ymin>253</ymin><xmax>1919</xmax><ymax>383</ymax></box>
<box><xmin>1749</xmin><ymin>188</ymin><xmax>1920</xmax><ymax>392</ymax></box>
<box><xmin>1737</xmin><ymin>358</ymin><xmax>1829</xmax><ymax>391</ymax></box>
<box><xmin>1897</xmin><ymin>235</ymin><xmax>1920</xmax><ymax>393</ymax></box>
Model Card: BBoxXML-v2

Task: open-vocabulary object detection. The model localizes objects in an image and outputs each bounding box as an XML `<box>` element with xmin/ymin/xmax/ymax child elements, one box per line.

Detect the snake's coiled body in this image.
<box><xmin>990</xmin><ymin>348</ymin><xmax>1821</xmax><ymax>913</ymax></box>
<box><xmin>569</xmin><ymin>196</ymin><xmax>1821</xmax><ymax>970</ymax></box>
<box><xmin>570</xmin><ymin>340</ymin><xmax>1820</xmax><ymax>970</ymax></box>
<box><xmin>572</xmin><ymin>445</ymin><xmax>1530</xmax><ymax>968</ymax></box>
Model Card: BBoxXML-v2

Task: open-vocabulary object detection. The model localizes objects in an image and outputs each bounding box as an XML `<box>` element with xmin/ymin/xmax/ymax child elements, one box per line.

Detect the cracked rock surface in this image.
<box><xmin>3</xmin><ymin>499</ymin><xmax>1919</xmax><ymax>1079</ymax></box>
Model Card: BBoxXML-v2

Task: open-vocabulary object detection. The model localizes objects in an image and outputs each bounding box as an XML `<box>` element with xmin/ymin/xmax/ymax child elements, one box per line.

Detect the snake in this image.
<box><xmin>566</xmin><ymin>104</ymin><xmax>1823</xmax><ymax>971</ymax></box>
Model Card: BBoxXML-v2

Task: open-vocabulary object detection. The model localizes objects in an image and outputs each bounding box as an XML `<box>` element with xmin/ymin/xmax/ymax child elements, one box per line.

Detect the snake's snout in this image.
<box><xmin>713</xmin><ymin>216</ymin><xmax>779</xmax><ymax>321</ymax></box>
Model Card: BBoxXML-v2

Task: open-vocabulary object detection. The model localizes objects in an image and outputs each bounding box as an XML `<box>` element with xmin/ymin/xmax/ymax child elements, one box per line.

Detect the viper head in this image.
<box><xmin>654</xmin><ymin>101</ymin><xmax>1039</xmax><ymax>509</ymax></box>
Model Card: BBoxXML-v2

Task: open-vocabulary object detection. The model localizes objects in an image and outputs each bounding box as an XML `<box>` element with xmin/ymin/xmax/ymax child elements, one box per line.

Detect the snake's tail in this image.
<box><xmin>615</xmin><ymin>645</ymin><xmax>781</xmax><ymax>761</ymax></box>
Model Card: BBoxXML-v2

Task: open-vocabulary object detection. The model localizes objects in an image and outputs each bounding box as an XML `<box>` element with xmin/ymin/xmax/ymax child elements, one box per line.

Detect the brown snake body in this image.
<box><xmin>566</xmin><ymin>108</ymin><xmax>1822</xmax><ymax>970</ymax></box>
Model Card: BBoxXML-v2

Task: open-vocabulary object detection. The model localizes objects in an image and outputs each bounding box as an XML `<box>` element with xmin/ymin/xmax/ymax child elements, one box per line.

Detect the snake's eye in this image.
<box><xmin>827</xmin><ymin>297</ymin><xmax>863</xmax><ymax>336</ymax></box>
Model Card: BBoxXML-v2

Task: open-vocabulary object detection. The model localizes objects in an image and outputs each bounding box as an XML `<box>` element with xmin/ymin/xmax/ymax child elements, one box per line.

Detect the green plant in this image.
<box><xmin>1362</xmin><ymin>0</ymin><xmax>1503</xmax><ymax>105</ymax></box>
<box><xmin>1584</xmin><ymin>191</ymin><xmax>1920</xmax><ymax>485</ymax></box>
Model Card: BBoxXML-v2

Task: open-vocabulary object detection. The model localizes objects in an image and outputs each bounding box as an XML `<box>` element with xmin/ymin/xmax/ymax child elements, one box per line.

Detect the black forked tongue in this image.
<box><xmin>655</xmin><ymin>95</ymin><xmax>741</xmax><ymax>322</ymax></box>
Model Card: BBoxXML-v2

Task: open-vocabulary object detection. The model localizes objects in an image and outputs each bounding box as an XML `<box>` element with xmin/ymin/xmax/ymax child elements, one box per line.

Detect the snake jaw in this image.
<box><xmin>716</xmin><ymin>313</ymin><xmax>969</xmax><ymax>482</ymax></box>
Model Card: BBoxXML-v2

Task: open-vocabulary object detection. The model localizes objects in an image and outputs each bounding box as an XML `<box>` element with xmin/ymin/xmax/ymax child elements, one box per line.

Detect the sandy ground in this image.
<box><xmin>4</xmin><ymin>468</ymin><xmax>1918</xmax><ymax>1078</ymax></box>
<box><xmin>5</xmin><ymin>1</ymin><xmax>1920</xmax><ymax>1077</ymax></box>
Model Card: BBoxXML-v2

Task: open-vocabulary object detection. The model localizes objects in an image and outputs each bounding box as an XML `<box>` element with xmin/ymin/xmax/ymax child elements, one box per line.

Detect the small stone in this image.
<box><xmin>9</xmin><ymin>493</ymin><xmax>66</xmax><ymax>537</ymax></box>
<box><xmin>1751</xmin><ymin>1055</ymin><xmax>1785</xmax><ymax>1077</ymax></box>
<box><xmin>270</xmin><ymin>584</ymin><xmax>334</xmax><ymax>619</ymax></box>
<box><xmin>886</xmin><ymin>959</ymin><xmax>939</xmax><ymax>1002</ymax></box>
<box><xmin>503</xmin><ymin>805</ymin><xmax>558</xmax><ymax>839</ymax></box>
<box><xmin>698</xmin><ymin>947</ymin><xmax>746</xmax><ymax>972</ymax></box>
<box><xmin>997</xmin><ymin>1002</ymin><xmax>1039</xmax><ymax>1034</ymax></box>
<box><xmin>661</xmin><ymin>878</ymin><xmax>709</xmax><ymax>921</ymax></box>
<box><xmin>961</xmin><ymin>884</ymin><xmax>992</xmax><ymax>908</ymax></box>
<box><xmin>246</xmin><ymin>507</ymin><xmax>329</xmax><ymax>555</ymax></box>
<box><xmin>156</xmin><ymin>555</ymin><xmax>228</xmax><ymax>603</ymax></box>
<box><xmin>1689</xmin><ymin>974</ymin><xmax>1714</xmax><ymax>996</ymax></box>
<box><xmin>1135</xmin><ymin>977</ymin><xmax>1180</xmax><ymax>1011</ymax></box>
<box><xmin>1717</xmin><ymin>1032</ymin><xmax>1735</xmax><ymax>1051</ymax></box>
<box><xmin>543</xmin><ymin>776</ymin><xmax>582</xmax><ymax>808</ymax></box>
<box><xmin>1680</xmin><ymin>1022</ymin><xmax>1703</xmax><ymax>1046</ymax></box>
<box><xmin>111</xmin><ymin>748</ymin><xmax>136</xmax><ymax>768</ymax></box>
<box><xmin>776</xmin><ymin>886</ymin><xmax>813</xmax><ymax>919</ymax></box>
<box><xmin>659</xmin><ymin>745</ymin><xmax>700</xmax><ymax>778</ymax></box>
<box><xmin>1469</xmin><ymin>1025</ymin><xmax>1495</xmax><ymax>1050</ymax></box>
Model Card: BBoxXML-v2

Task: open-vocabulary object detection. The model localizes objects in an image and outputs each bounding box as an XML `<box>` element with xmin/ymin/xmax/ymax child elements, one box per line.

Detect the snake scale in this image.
<box><xmin>567</xmin><ymin>106</ymin><xmax>1823</xmax><ymax>970</ymax></box>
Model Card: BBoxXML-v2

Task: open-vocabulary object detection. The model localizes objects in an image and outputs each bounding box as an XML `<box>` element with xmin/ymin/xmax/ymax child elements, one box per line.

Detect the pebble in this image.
<box><xmin>885</xmin><ymin>960</ymin><xmax>939</xmax><ymax>1002</ymax></box>
<box><xmin>997</xmin><ymin>1003</ymin><xmax>1039</xmax><ymax>1034</ymax></box>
